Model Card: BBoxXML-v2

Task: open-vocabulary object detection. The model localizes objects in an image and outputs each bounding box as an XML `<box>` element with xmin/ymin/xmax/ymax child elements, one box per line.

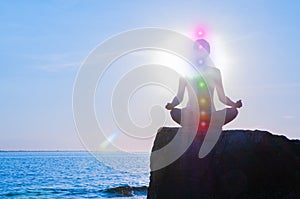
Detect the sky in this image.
<box><xmin>1</xmin><ymin>0</ymin><xmax>300</xmax><ymax>151</ymax></box>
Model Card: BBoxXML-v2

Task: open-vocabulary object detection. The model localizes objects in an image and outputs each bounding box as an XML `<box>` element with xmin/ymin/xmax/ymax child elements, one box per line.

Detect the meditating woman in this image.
<box><xmin>165</xmin><ymin>39</ymin><xmax>242</xmax><ymax>133</ymax></box>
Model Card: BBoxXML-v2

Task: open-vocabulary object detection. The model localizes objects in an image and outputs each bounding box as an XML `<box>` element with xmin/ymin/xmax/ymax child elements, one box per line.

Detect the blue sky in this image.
<box><xmin>1</xmin><ymin>0</ymin><xmax>300</xmax><ymax>150</ymax></box>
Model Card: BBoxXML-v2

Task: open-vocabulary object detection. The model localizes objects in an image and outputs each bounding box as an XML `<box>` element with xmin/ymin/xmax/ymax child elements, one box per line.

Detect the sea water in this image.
<box><xmin>0</xmin><ymin>151</ymin><xmax>150</xmax><ymax>198</ymax></box>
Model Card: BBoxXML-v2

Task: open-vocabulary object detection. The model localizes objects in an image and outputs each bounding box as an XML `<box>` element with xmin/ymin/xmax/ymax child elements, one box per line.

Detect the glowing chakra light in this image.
<box><xmin>198</xmin><ymin>120</ymin><xmax>209</xmax><ymax>132</ymax></box>
<box><xmin>194</xmin><ymin>27</ymin><xmax>206</xmax><ymax>38</ymax></box>
<box><xmin>197</xmin><ymin>78</ymin><xmax>207</xmax><ymax>90</ymax></box>
<box><xmin>200</xmin><ymin>97</ymin><xmax>206</xmax><ymax>105</ymax></box>
<box><xmin>198</xmin><ymin>44</ymin><xmax>203</xmax><ymax>50</ymax></box>
<box><xmin>200</xmin><ymin>112</ymin><xmax>208</xmax><ymax>120</ymax></box>
<box><xmin>200</xmin><ymin>121</ymin><xmax>206</xmax><ymax>127</ymax></box>
<box><xmin>198</xmin><ymin>59</ymin><xmax>204</xmax><ymax>65</ymax></box>
<box><xmin>199</xmin><ymin>81</ymin><xmax>206</xmax><ymax>88</ymax></box>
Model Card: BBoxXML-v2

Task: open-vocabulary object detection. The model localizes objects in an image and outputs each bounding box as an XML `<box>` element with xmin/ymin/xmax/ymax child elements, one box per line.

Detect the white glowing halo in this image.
<box><xmin>72</xmin><ymin>27</ymin><xmax>226</xmax><ymax>172</ymax></box>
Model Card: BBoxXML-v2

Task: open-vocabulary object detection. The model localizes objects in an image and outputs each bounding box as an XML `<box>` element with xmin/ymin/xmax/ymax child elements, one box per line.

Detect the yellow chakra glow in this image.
<box><xmin>200</xmin><ymin>98</ymin><xmax>206</xmax><ymax>104</ymax></box>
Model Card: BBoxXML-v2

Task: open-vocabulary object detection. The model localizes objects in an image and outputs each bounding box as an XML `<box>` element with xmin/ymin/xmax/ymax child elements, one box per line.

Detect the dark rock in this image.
<box><xmin>147</xmin><ymin>127</ymin><xmax>300</xmax><ymax>199</ymax></box>
<box><xmin>104</xmin><ymin>185</ymin><xmax>148</xmax><ymax>197</ymax></box>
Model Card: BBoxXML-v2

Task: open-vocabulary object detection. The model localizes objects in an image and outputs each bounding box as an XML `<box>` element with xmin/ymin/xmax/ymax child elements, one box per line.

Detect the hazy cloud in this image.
<box><xmin>28</xmin><ymin>52</ymin><xmax>84</xmax><ymax>72</ymax></box>
<box><xmin>282</xmin><ymin>115</ymin><xmax>295</xmax><ymax>119</ymax></box>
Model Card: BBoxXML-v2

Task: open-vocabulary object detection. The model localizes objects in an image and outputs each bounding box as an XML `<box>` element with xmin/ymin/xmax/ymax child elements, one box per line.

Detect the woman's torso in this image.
<box><xmin>185</xmin><ymin>67</ymin><xmax>219</xmax><ymax>113</ymax></box>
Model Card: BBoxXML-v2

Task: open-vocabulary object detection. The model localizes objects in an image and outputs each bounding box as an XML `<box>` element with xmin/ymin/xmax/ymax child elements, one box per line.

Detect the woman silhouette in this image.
<box><xmin>165</xmin><ymin>39</ymin><xmax>242</xmax><ymax>132</ymax></box>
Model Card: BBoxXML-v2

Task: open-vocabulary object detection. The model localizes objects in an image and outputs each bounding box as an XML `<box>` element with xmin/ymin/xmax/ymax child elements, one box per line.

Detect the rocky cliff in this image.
<box><xmin>147</xmin><ymin>127</ymin><xmax>300</xmax><ymax>199</ymax></box>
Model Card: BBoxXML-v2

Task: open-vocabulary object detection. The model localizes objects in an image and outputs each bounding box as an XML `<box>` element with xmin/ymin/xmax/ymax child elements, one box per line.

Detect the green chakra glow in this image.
<box><xmin>195</xmin><ymin>77</ymin><xmax>207</xmax><ymax>90</ymax></box>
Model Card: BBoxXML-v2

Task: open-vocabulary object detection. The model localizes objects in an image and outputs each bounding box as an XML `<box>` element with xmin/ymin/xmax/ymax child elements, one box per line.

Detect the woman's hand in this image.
<box><xmin>165</xmin><ymin>103</ymin><xmax>175</xmax><ymax>110</ymax></box>
<box><xmin>233</xmin><ymin>100</ymin><xmax>242</xmax><ymax>108</ymax></box>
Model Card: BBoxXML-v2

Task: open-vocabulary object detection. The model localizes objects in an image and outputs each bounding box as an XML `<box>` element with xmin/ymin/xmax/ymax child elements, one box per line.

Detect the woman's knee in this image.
<box><xmin>228</xmin><ymin>108</ymin><xmax>238</xmax><ymax>121</ymax></box>
<box><xmin>170</xmin><ymin>109</ymin><xmax>175</xmax><ymax>118</ymax></box>
<box><xmin>170</xmin><ymin>108</ymin><xmax>178</xmax><ymax>119</ymax></box>
<box><xmin>231</xmin><ymin>107</ymin><xmax>238</xmax><ymax>118</ymax></box>
<box><xmin>224</xmin><ymin>108</ymin><xmax>238</xmax><ymax>125</ymax></box>
<box><xmin>170</xmin><ymin>108</ymin><xmax>181</xmax><ymax>124</ymax></box>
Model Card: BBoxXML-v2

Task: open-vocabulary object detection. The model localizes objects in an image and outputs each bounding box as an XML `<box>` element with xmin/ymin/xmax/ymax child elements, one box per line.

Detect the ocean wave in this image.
<box><xmin>2</xmin><ymin>186</ymin><xmax>149</xmax><ymax>198</ymax></box>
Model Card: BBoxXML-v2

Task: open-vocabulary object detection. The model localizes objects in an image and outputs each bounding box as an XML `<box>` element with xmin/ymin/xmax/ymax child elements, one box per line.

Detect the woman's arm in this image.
<box><xmin>166</xmin><ymin>77</ymin><xmax>186</xmax><ymax>110</ymax></box>
<box><xmin>215</xmin><ymin>70</ymin><xmax>242</xmax><ymax>108</ymax></box>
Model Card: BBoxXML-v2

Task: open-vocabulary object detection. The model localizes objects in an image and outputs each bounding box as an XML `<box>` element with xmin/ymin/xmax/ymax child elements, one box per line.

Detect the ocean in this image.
<box><xmin>0</xmin><ymin>151</ymin><xmax>150</xmax><ymax>198</ymax></box>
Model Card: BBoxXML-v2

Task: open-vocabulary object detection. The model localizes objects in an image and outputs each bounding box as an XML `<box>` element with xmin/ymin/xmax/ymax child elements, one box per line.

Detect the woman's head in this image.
<box><xmin>193</xmin><ymin>39</ymin><xmax>210</xmax><ymax>55</ymax></box>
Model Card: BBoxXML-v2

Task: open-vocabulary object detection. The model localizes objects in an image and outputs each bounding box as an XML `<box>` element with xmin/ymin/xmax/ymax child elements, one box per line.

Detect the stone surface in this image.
<box><xmin>147</xmin><ymin>127</ymin><xmax>300</xmax><ymax>199</ymax></box>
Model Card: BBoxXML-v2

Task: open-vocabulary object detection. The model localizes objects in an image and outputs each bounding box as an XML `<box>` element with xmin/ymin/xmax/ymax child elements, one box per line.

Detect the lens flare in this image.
<box><xmin>100</xmin><ymin>129</ymin><xmax>120</xmax><ymax>149</ymax></box>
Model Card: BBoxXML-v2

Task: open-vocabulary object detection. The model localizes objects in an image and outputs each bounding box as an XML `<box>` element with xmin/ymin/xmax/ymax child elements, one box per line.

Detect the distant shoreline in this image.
<box><xmin>0</xmin><ymin>150</ymin><xmax>87</xmax><ymax>152</ymax></box>
<box><xmin>0</xmin><ymin>150</ymin><xmax>150</xmax><ymax>153</ymax></box>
